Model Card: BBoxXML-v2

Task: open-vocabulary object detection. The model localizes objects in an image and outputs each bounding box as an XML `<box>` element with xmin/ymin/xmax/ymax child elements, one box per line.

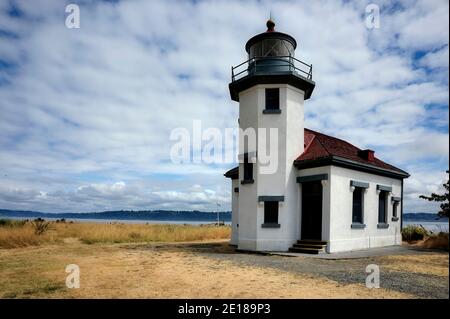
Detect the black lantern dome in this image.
<box><xmin>245</xmin><ymin>19</ymin><xmax>297</xmax><ymax>58</ymax></box>
<box><xmin>229</xmin><ymin>19</ymin><xmax>315</xmax><ymax>102</ymax></box>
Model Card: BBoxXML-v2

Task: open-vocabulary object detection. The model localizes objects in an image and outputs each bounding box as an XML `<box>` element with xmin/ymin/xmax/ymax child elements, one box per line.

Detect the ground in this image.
<box><xmin>0</xmin><ymin>240</ymin><xmax>448</xmax><ymax>299</ymax></box>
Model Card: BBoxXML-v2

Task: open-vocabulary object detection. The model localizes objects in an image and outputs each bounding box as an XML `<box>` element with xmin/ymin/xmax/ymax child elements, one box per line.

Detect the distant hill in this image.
<box><xmin>403</xmin><ymin>213</ymin><xmax>448</xmax><ymax>221</ymax></box>
<box><xmin>0</xmin><ymin>209</ymin><xmax>232</xmax><ymax>222</ymax></box>
<box><xmin>0</xmin><ymin>209</ymin><xmax>447</xmax><ymax>223</ymax></box>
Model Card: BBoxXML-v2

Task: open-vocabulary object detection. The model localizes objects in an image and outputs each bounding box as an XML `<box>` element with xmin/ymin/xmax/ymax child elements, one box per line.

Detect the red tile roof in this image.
<box><xmin>225</xmin><ymin>128</ymin><xmax>409</xmax><ymax>179</ymax></box>
<box><xmin>296</xmin><ymin>128</ymin><xmax>408</xmax><ymax>176</ymax></box>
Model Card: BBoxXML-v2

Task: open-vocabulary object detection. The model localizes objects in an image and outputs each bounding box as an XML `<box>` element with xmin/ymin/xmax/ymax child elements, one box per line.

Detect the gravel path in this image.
<box><xmin>153</xmin><ymin>242</ymin><xmax>449</xmax><ymax>299</ymax></box>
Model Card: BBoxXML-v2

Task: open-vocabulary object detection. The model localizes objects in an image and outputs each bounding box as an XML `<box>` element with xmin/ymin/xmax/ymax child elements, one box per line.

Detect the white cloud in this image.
<box><xmin>419</xmin><ymin>46</ymin><xmax>449</xmax><ymax>69</ymax></box>
<box><xmin>403</xmin><ymin>167</ymin><xmax>448</xmax><ymax>213</ymax></box>
<box><xmin>0</xmin><ymin>0</ymin><xmax>448</xmax><ymax>214</ymax></box>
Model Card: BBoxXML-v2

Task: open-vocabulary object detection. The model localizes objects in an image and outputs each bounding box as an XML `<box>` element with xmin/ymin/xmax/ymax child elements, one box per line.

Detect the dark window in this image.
<box><xmin>264</xmin><ymin>201</ymin><xmax>278</xmax><ymax>224</ymax></box>
<box><xmin>243</xmin><ymin>156</ymin><xmax>253</xmax><ymax>181</ymax></box>
<box><xmin>265</xmin><ymin>88</ymin><xmax>279</xmax><ymax>110</ymax></box>
<box><xmin>393</xmin><ymin>201</ymin><xmax>398</xmax><ymax>218</ymax></box>
<box><xmin>378</xmin><ymin>191</ymin><xmax>387</xmax><ymax>223</ymax></box>
<box><xmin>352</xmin><ymin>187</ymin><xmax>363</xmax><ymax>223</ymax></box>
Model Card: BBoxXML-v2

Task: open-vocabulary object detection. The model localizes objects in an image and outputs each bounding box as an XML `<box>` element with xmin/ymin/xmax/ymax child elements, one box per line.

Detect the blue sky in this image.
<box><xmin>0</xmin><ymin>0</ymin><xmax>448</xmax><ymax>213</ymax></box>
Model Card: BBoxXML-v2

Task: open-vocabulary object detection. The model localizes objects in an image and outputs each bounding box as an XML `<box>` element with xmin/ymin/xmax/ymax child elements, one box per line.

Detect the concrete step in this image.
<box><xmin>292</xmin><ymin>243</ymin><xmax>326</xmax><ymax>249</ymax></box>
<box><xmin>297</xmin><ymin>240</ymin><xmax>327</xmax><ymax>246</ymax></box>
<box><xmin>289</xmin><ymin>247</ymin><xmax>323</xmax><ymax>254</ymax></box>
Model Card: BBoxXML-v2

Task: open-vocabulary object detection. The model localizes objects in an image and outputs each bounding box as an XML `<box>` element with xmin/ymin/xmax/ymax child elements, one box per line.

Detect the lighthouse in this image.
<box><xmin>225</xmin><ymin>19</ymin><xmax>408</xmax><ymax>254</ymax></box>
<box><xmin>228</xmin><ymin>19</ymin><xmax>315</xmax><ymax>251</ymax></box>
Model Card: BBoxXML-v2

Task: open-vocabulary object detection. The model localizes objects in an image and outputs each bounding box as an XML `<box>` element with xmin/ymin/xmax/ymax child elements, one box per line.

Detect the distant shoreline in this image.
<box><xmin>0</xmin><ymin>208</ymin><xmax>232</xmax><ymax>223</ymax></box>
<box><xmin>0</xmin><ymin>209</ymin><xmax>447</xmax><ymax>228</ymax></box>
<box><xmin>1</xmin><ymin>216</ymin><xmax>232</xmax><ymax>225</ymax></box>
<box><xmin>1</xmin><ymin>216</ymin><xmax>445</xmax><ymax>228</ymax></box>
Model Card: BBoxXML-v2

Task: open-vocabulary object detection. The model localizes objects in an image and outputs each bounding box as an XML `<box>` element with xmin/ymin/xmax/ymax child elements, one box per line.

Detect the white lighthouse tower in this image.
<box><xmin>228</xmin><ymin>19</ymin><xmax>315</xmax><ymax>251</ymax></box>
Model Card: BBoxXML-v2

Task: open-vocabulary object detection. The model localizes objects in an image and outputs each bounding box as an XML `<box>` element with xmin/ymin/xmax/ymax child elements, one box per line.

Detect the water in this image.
<box><xmin>2</xmin><ymin>216</ymin><xmax>445</xmax><ymax>231</ymax></box>
<box><xmin>1</xmin><ymin>216</ymin><xmax>231</xmax><ymax>225</ymax></box>
<box><xmin>403</xmin><ymin>221</ymin><xmax>449</xmax><ymax>233</ymax></box>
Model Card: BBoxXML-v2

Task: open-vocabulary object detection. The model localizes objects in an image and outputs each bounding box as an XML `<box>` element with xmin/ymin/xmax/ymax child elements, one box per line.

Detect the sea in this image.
<box><xmin>2</xmin><ymin>216</ymin><xmax>232</xmax><ymax>226</ymax></box>
<box><xmin>403</xmin><ymin>221</ymin><xmax>448</xmax><ymax>233</ymax></box>
<box><xmin>2</xmin><ymin>216</ymin><xmax>447</xmax><ymax>231</ymax></box>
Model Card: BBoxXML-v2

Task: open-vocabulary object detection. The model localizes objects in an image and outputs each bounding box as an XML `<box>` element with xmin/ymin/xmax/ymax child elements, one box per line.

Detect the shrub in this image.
<box><xmin>31</xmin><ymin>218</ymin><xmax>50</xmax><ymax>235</ymax></box>
<box><xmin>0</xmin><ymin>219</ymin><xmax>27</xmax><ymax>228</ymax></box>
<box><xmin>402</xmin><ymin>225</ymin><xmax>430</xmax><ymax>242</ymax></box>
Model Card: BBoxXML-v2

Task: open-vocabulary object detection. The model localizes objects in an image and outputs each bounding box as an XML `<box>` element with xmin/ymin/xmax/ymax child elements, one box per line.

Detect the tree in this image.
<box><xmin>419</xmin><ymin>170</ymin><xmax>449</xmax><ymax>218</ymax></box>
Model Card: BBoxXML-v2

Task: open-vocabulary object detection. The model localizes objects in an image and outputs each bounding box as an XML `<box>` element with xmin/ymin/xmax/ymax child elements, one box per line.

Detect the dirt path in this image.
<box><xmin>0</xmin><ymin>240</ymin><xmax>447</xmax><ymax>298</ymax></box>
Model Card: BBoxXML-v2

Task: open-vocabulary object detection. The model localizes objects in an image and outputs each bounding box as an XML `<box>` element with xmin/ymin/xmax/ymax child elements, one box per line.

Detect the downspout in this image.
<box><xmin>400</xmin><ymin>179</ymin><xmax>404</xmax><ymax>230</ymax></box>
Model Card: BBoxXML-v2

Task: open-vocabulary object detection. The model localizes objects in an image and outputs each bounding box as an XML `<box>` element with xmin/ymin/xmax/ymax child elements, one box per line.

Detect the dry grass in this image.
<box><xmin>0</xmin><ymin>220</ymin><xmax>447</xmax><ymax>299</ymax></box>
<box><xmin>0</xmin><ymin>226</ymin><xmax>45</xmax><ymax>248</ymax></box>
<box><xmin>403</xmin><ymin>232</ymin><xmax>449</xmax><ymax>251</ymax></box>
<box><xmin>417</xmin><ymin>233</ymin><xmax>449</xmax><ymax>250</ymax></box>
<box><xmin>0</xmin><ymin>241</ymin><xmax>417</xmax><ymax>299</ymax></box>
<box><xmin>380</xmin><ymin>253</ymin><xmax>449</xmax><ymax>277</ymax></box>
<box><xmin>0</xmin><ymin>220</ymin><xmax>231</xmax><ymax>248</ymax></box>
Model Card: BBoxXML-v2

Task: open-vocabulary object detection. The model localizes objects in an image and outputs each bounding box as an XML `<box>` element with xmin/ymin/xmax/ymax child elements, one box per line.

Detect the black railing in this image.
<box><xmin>231</xmin><ymin>56</ymin><xmax>313</xmax><ymax>82</ymax></box>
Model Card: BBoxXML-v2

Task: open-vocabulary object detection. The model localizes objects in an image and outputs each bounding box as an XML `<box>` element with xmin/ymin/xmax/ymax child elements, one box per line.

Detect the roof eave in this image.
<box><xmin>294</xmin><ymin>156</ymin><xmax>410</xmax><ymax>179</ymax></box>
<box><xmin>224</xmin><ymin>166</ymin><xmax>239</xmax><ymax>179</ymax></box>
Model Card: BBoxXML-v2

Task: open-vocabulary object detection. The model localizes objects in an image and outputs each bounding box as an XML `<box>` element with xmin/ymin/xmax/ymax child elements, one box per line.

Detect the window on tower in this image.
<box><xmin>264</xmin><ymin>88</ymin><xmax>280</xmax><ymax>114</ymax></box>
<box><xmin>262</xmin><ymin>201</ymin><xmax>280</xmax><ymax>227</ymax></box>
<box><xmin>241</xmin><ymin>154</ymin><xmax>254</xmax><ymax>184</ymax></box>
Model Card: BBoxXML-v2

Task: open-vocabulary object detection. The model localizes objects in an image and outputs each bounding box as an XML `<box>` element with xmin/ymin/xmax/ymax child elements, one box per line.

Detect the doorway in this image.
<box><xmin>301</xmin><ymin>181</ymin><xmax>323</xmax><ymax>240</ymax></box>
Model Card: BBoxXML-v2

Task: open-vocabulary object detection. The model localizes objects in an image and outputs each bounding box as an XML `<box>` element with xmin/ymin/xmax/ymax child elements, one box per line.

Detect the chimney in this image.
<box><xmin>359</xmin><ymin>149</ymin><xmax>375</xmax><ymax>161</ymax></box>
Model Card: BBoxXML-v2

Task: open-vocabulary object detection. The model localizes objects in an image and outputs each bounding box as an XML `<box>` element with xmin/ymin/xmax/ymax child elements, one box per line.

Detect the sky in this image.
<box><xmin>0</xmin><ymin>0</ymin><xmax>448</xmax><ymax>213</ymax></box>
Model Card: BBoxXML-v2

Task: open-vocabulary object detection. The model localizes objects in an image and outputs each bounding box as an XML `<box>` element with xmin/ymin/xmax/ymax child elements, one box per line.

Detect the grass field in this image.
<box><xmin>0</xmin><ymin>220</ymin><xmax>448</xmax><ymax>299</ymax></box>
<box><xmin>0</xmin><ymin>219</ymin><xmax>230</xmax><ymax>248</ymax></box>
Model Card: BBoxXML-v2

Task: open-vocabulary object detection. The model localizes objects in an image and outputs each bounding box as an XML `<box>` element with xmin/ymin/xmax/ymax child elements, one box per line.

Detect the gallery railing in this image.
<box><xmin>231</xmin><ymin>56</ymin><xmax>313</xmax><ymax>82</ymax></box>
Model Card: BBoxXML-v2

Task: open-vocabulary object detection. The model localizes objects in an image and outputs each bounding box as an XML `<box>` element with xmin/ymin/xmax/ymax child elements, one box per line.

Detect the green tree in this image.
<box><xmin>419</xmin><ymin>170</ymin><xmax>449</xmax><ymax>218</ymax></box>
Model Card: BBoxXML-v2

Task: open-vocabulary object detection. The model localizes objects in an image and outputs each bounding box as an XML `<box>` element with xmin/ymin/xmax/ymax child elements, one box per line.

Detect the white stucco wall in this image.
<box><xmin>237</xmin><ymin>84</ymin><xmax>305</xmax><ymax>251</ymax></box>
<box><xmin>237</xmin><ymin>86</ymin><xmax>259</xmax><ymax>250</ymax></box>
<box><xmin>327</xmin><ymin>166</ymin><xmax>403</xmax><ymax>253</ymax></box>
<box><xmin>232</xmin><ymin>82</ymin><xmax>404</xmax><ymax>253</ymax></box>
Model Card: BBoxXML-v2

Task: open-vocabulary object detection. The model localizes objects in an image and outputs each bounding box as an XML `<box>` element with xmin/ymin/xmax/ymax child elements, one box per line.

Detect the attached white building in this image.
<box><xmin>224</xmin><ymin>19</ymin><xmax>409</xmax><ymax>254</ymax></box>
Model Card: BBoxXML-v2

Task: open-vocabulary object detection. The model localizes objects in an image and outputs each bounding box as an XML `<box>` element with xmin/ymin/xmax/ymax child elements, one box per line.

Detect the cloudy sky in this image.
<box><xmin>0</xmin><ymin>0</ymin><xmax>448</xmax><ymax>213</ymax></box>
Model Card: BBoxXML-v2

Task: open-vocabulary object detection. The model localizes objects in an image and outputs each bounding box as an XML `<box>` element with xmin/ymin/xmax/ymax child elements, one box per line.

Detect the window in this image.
<box><xmin>249</xmin><ymin>40</ymin><xmax>294</xmax><ymax>59</ymax></box>
<box><xmin>241</xmin><ymin>153</ymin><xmax>254</xmax><ymax>184</ymax></box>
<box><xmin>259</xmin><ymin>196</ymin><xmax>284</xmax><ymax>228</ymax></box>
<box><xmin>392</xmin><ymin>199</ymin><xmax>399</xmax><ymax>221</ymax></box>
<box><xmin>352</xmin><ymin>187</ymin><xmax>364</xmax><ymax>224</ymax></box>
<box><xmin>264</xmin><ymin>201</ymin><xmax>279</xmax><ymax>224</ymax></box>
<box><xmin>378</xmin><ymin>191</ymin><xmax>387</xmax><ymax>223</ymax></box>
<box><xmin>265</xmin><ymin>88</ymin><xmax>279</xmax><ymax>110</ymax></box>
<box><xmin>393</xmin><ymin>202</ymin><xmax>398</xmax><ymax>218</ymax></box>
<box><xmin>242</xmin><ymin>155</ymin><xmax>253</xmax><ymax>182</ymax></box>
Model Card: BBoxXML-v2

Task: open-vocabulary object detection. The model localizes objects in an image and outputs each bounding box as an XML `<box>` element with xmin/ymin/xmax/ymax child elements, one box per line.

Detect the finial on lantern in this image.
<box><xmin>266</xmin><ymin>11</ymin><xmax>275</xmax><ymax>32</ymax></box>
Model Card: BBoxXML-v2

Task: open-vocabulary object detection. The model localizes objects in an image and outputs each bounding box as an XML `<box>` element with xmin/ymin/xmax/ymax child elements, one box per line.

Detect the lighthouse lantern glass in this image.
<box><xmin>249</xmin><ymin>39</ymin><xmax>294</xmax><ymax>59</ymax></box>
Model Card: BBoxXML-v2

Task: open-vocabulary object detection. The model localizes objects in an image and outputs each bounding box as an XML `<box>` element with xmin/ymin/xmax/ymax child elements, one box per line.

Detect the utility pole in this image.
<box><xmin>216</xmin><ymin>203</ymin><xmax>221</xmax><ymax>226</ymax></box>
